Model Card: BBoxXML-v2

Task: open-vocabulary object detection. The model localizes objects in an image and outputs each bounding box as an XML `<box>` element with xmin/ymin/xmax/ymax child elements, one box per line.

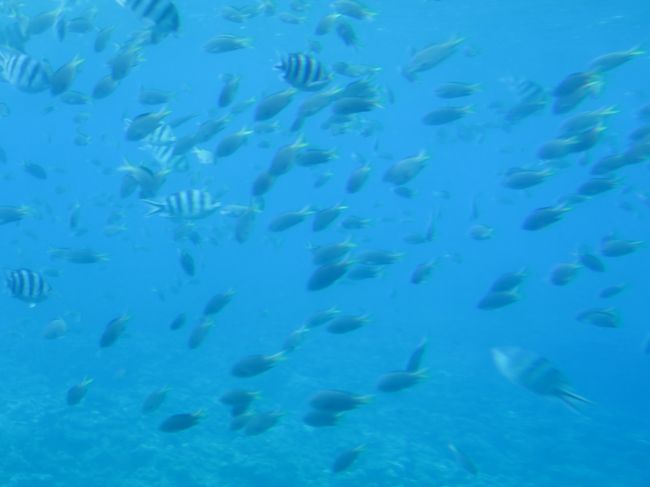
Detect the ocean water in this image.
<box><xmin>1</xmin><ymin>0</ymin><xmax>650</xmax><ymax>485</ymax></box>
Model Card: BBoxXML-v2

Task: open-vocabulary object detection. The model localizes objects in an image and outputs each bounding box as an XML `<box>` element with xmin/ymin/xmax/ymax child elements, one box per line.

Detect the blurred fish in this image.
<box><xmin>477</xmin><ymin>290</ymin><xmax>520</xmax><ymax>310</ymax></box>
<box><xmin>331</xmin><ymin>445</ymin><xmax>365</xmax><ymax>474</ymax></box>
<box><xmin>139</xmin><ymin>86</ymin><xmax>175</xmax><ymax>105</ymax></box>
<box><xmin>311</xmin><ymin>239</ymin><xmax>356</xmax><ymax>266</ymax></box>
<box><xmin>220</xmin><ymin>389</ymin><xmax>259</xmax><ymax>416</ymax></box>
<box><xmin>178</xmin><ymin>249</ymin><xmax>195</xmax><ymax>277</ymax></box>
<box><xmin>306</xmin><ymin>306</ymin><xmax>341</xmax><ymax>328</ymax></box>
<box><xmin>313</xmin><ymin>203</ymin><xmax>347</xmax><ymax>232</ymax></box>
<box><xmin>100</xmin><ymin>313</ymin><xmax>130</xmax><ymax>348</ymax></box>
<box><xmin>410</xmin><ymin>260</ymin><xmax>437</xmax><ymax>284</ymax></box>
<box><xmin>204</xmin><ymin>34</ymin><xmax>252</xmax><ymax>54</ymax></box>
<box><xmin>169</xmin><ymin>313</ymin><xmax>186</xmax><ymax>330</ymax></box>
<box><xmin>218</xmin><ymin>73</ymin><xmax>240</xmax><ymax>107</ymax></box>
<box><xmin>402</xmin><ymin>36</ymin><xmax>464</xmax><ymax>81</ymax></box>
<box><xmin>435</xmin><ymin>82</ymin><xmax>481</xmax><ymax>98</ymax></box>
<box><xmin>576</xmin><ymin>307</ymin><xmax>620</xmax><ymax>328</ymax></box>
<box><xmin>187</xmin><ymin>318</ymin><xmax>214</xmax><ymax>349</ymax></box>
<box><xmin>492</xmin><ymin>347</ymin><xmax>590</xmax><ymax>410</ymax></box>
<box><xmin>522</xmin><ymin>205</ymin><xmax>571</xmax><ymax>231</ymax></box>
<box><xmin>502</xmin><ymin>167</ymin><xmax>553</xmax><ymax>190</ymax></box>
<box><xmin>125</xmin><ymin>108</ymin><xmax>170</xmax><ymax>141</ymax></box>
<box><xmin>576</xmin><ymin>246</ymin><xmax>605</xmax><ymax>272</ymax></box>
<box><xmin>422</xmin><ymin>105</ymin><xmax>473</xmax><ymax>125</ymax></box>
<box><xmin>6</xmin><ymin>269</ymin><xmax>52</xmax><ymax>304</ymax></box>
<box><xmin>333</xmin><ymin>0</ymin><xmax>377</xmax><ymax>20</ymax></box>
<box><xmin>141</xmin><ymin>386</ymin><xmax>170</xmax><ymax>414</ymax></box>
<box><xmin>43</xmin><ymin>318</ymin><xmax>67</xmax><ymax>340</ymax></box>
<box><xmin>549</xmin><ymin>262</ymin><xmax>581</xmax><ymax>286</ymax></box>
<box><xmin>116</xmin><ymin>0</ymin><xmax>180</xmax><ymax>43</ymax></box>
<box><xmin>588</xmin><ymin>46</ymin><xmax>644</xmax><ymax>73</ymax></box>
<box><xmin>448</xmin><ymin>443</ymin><xmax>479</xmax><ymax>476</ymax></box>
<box><xmin>49</xmin><ymin>247</ymin><xmax>108</xmax><ymax>264</ymax></box>
<box><xmin>254</xmin><ymin>87</ymin><xmax>297</xmax><ymax>121</ymax></box>
<box><xmin>50</xmin><ymin>55</ymin><xmax>84</xmax><ymax>95</ymax></box>
<box><xmin>468</xmin><ymin>224</ymin><xmax>494</xmax><ymax>241</ymax></box>
<box><xmin>0</xmin><ymin>48</ymin><xmax>50</xmax><ymax>93</ymax></box>
<box><xmin>268</xmin><ymin>206</ymin><xmax>313</xmax><ymax>232</ymax></box>
<box><xmin>0</xmin><ymin>205</ymin><xmax>31</xmax><ymax>224</ymax></box>
<box><xmin>377</xmin><ymin>370</ymin><xmax>426</xmax><ymax>392</ymax></box>
<box><xmin>67</xmin><ymin>378</ymin><xmax>93</xmax><ymax>406</ymax></box>
<box><xmin>159</xmin><ymin>411</ymin><xmax>204</xmax><ymax>432</ymax></box>
<box><xmin>215</xmin><ymin>127</ymin><xmax>253</xmax><ymax>158</ymax></box>
<box><xmin>244</xmin><ymin>410</ymin><xmax>283</xmax><ymax>435</ymax></box>
<box><xmin>327</xmin><ymin>314</ymin><xmax>370</xmax><ymax>334</ymax></box>
<box><xmin>599</xmin><ymin>283</ymin><xmax>626</xmax><ymax>299</ymax></box>
<box><xmin>309</xmin><ymin>390</ymin><xmax>371</xmax><ymax>412</ymax></box>
<box><xmin>600</xmin><ymin>237</ymin><xmax>643</xmax><ymax>257</ymax></box>
<box><xmin>203</xmin><ymin>289</ymin><xmax>235</xmax><ymax>316</ymax></box>
<box><xmin>231</xmin><ymin>352</ymin><xmax>286</xmax><ymax>378</ymax></box>
<box><xmin>303</xmin><ymin>409</ymin><xmax>341</xmax><ymax>427</ymax></box>
<box><xmin>94</xmin><ymin>26</ymin><xmax>114</xmax><ymax>53</ymax></box>
<box><xmin>383</xmin><ymin>150</ymin><xmax>429</xmax><ymax>186</ymax></box>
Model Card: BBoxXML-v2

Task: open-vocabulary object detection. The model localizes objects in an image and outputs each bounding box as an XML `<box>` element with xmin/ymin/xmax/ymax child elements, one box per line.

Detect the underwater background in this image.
<box><xmin>1</xmin><ymin>0</ymin><xmax>649</xmax><ymax>485</ymax></box>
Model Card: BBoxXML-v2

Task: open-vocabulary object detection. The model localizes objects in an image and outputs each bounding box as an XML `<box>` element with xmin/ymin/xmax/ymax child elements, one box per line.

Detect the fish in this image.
<box><xmin>49</xmin><ymin>247</ymin><xmax>109</xmax><ymax>264</ymax></box>
<box><xmin>144</xmin><ymin>190</ymin><xmax>221</xmax><ymax>220</ymax></box>
<box><xmin>218</xmin><ymin>73</ymin><xmax>240</xmax><ymax>107</ymax></box>
<box><xmin>422</xmin><ymin>105</ymin><xmax>473</xmax><ymax>125</ymax></box>
<box><xmin>231</xmin><ymin>352</ymin><xmax>286</xmax><ymax>378</ymax></box>
<box><xmin>599</xmin><ymin>284</ymin><xmax>626</xmax><ymax>299</ymax></box>
<box><xmin>402</xmin><ymin>36</ymin><xmax>464</xmax><ymax>81</ymax></box>
<box><xmin>116</xmin><ymin>0</ymin><xmax>180</xmax><ymax>43</ymax></box>
<box><xmin>243</xmin><ymin>411</ymin><xmax>283</xmax><ymax>436</ymax></box>
<box><xmin>600</xmin><ymin>237</ymin><xmax>643</xmax><ymax>257</ymax></box>
<box><xmin>204</xmin><ymin>34</ymin><xmax>252</xmax><ymax>54</ymax></box>
<box><xmin>331</xmin><ymin>445</ymin><xmax>365</xmax><ymax>473</ymax></box>
<box><xmin>169</xmin><ymin>313</ymin><xmax>186</xmax><ymax>330</ymax></box>
<box><xmin>50</xmin><ymin>55</ymin><xmax>84</xmax><ymax>96</ymax></box>
<box><xmin>187</xmin><ymin>318</ymin><xmax>214</xmax><ymax>349</ymax></box>
<box><xmin>448</xmin><ymin>443</ymin><xmax>479</xmax><ymax>476</ymax></box>
<box><xmin>377</xmin><ymin>370</ymin><xmax>426</xmax><ymax>392</ymax></box>
<box><xmin>0</xmin><ymin>48</ymin><xmax>51</xmax><ymax>93</ymax></box>
<box><xmin>178</xmin><ymin>249</ymin><xmax>195</xmax><ymax>277</ymax></box>
<box><xmin>576</xmin><ymin>308</ymin><xmax>620</xmax><ymax>328</ymax></box>
<box><xmin>303</xmin><ymin>409</ymin><xmax>341</xmax><ymax>427</ymax></box>
<box><xmin>383</xmin><ymin>150</ymin><xmax>429</xmax><ymax>185</ymax></box>
<box><xmin>309</xmin><ymin>390</ymin><xmax>371</xmax><ymax>412</ymax></box>
<box><xmin>43</xmin><ymin>318</ymin><xmax>67</xmax><ymax>340</ymax></box>
<box><xmin>254</xmin><ymin>88</ymin><xmax>297</xmax><ymax>121</ymax></box>
<box><xmin>0</xmin><ymin>205</ymin><xmax>32</xmax><ymax>224</ymax></box>
<box><xmin>67</xmin><ymin>378</ymin><xmax>93</xmax><ymax>406</ymax></box>
<box><xmin>141</xmin><ymin>386</ymin><xmax>170</xmax><ymax>414</ymax></box>
<box><xmin>268</xmin><ymin>206</ymin><xmax>313</xmax><ymax>232</ymax></box>
<box><xmin>492</xmin><ymin>347</ymin><xmax>590</xmax><ymax>410</ymax></box>
<box><xmin>312</xmin><ymin>204</ymin><xmax>347</xmax><ymax>232</ymax></box>
<box><xmin>435</xmin><ymin>82</ymin><xmax>481</xmax><ymax>98</ymax></box>
<box><xmin>549</xmin><ymin>263</ymin><xmax>581</xmax><ymax>286</ymax></box>
<box><xmin>275</xmin><ymin>52</ymin><xmax>331</xmax><ymax>91</ymax></box>
<box><xmin>327</xmin><ymin>314</ymin><xmax>370</xmax><ymax>334</ymax></box>
<box><xmin>6</xmin><ymin>269</ymin><xmax>52</xmax><ymax>304</ymax></box>
<box><xmin>522</xmin><ymin>205</ymin><xmax>571</xmax><ymax>231</ymax></box>
<box><xmin>99</xmin><ymin>313</ymin><xmax>131</xmax><ymax>348</ymax></box>
<box><xmin>203</xmin><ymin>289</ymin><xmax>235</xmax><ymax>316</ymax></box>
<box><xmin>477</xmin><ymin>290</ymin><xmax>520</xmax><ymax>310</ymax></box>
<box><xmin>159</xmin><ymin>411</ymin><xmax>204</xmax><ymax>432</ymax></box>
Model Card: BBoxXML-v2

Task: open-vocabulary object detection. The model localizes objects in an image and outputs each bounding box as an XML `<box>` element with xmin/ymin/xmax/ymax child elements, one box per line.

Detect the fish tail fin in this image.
<box><xmin>143</xmin><ymin>200</ymin><xmax>166</xmax><ymax>216</ymax></box>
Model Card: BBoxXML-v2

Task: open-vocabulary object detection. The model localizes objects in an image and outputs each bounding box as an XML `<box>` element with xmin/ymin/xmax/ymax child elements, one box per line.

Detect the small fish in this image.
<box><xmin>576</xmin><ymin>307</ymin><xmax>620</xmax><ymax>328</ymax></box>
<box><xmin>203</xmin><ymin>289</ymin><xmax>235</xmax><ymax>316</ymax></box>
<box><xmin>67</xmin><ymin>378</ymin><xmax>93</xmax><ymax>406</ymax></box>
<box><xmin>50</xmin><ymin>55</ymin><xmax>84</xmax><ymax>96</ymax></box>
<box><xmin>549</xmin><ymin>262</ymin><xmax>581</xmax><ymax>286</ymax></box>
<box><xmin>179</xmin><ymin>249</ymin><xmax>196</xmax><ymax>277</ymax></box>
<box><xmin>383</xmin><ymin>150</ymin><xmax>429</xmax><ymax>185</ymax></box>
<box><xmin>327</xmin><ymin>314</ymin><xmax>370</xmax><ymax>334</ymax></box>
<box><xmin>309</xmin><ymin>390</ymin><xmax>371</xmax><ymax>412</ymax></box>
<box><xmin>142</xmin><ymin>386</ymin><xmax>170</xmax><ymax>414</ymax></box>
<box><xmin>144</xmin><ymin>190</ymin><xmax>221</xmax><ymax>220</ymax></box>
<box><xmin>43</xmin><ymin>318</ymin><xmax>67</xmax><ymax>340</ymax></box>
<box><xmin>600</xmin><ymin>237</ymin><xmax>643</xmax><ymax>257</ymax></box>
<box><xmin>331</xmin><ymin>445</ymin><xmax>365</xmax><ymax>474</ymax></box>
<box><xmin>522</xmin><ymin>205</ymin><xmax>571</xmax><ymax>231</ymax></box>
<box><xmin>599</xmin><ymin>283</ymin><xmax>626</xmax><ymax>299</ymax></box>
<box><xmin>377</xmin><ymin>370</ymin><xmax>426</xmax><ymax>392</ymax></box>
<box><xmin>275</xmin><ymin>52</ymin><xmax>331</xmax><ymax>91</ymax></box>
<box><xmin>477</xmin><ymin>290</ymin><xmax>520</xmax><ymax>310</ymax></box>
<box><xmin>244</xmin><ymin>410</ymin><xmax>283</xmax><ymax>436</ymax></box>
<box><xmin>422</xmin><ymin>105</ymin><xmax>473</xmax><ymax>125</ymax></box>
<box><xmin>448</xmin><ymin>443</ymin><xmax>479</xmax><ymax>476</ymax></box>
<box><xmin>49</xmin><ymin>247</ymin><xmax>108</xmax><ymax>264</ymax></box>
<box><xmin>204</xmin><ymin>34</ymin><xmax>252</xmax><ymax>54</ymax></box>
<box><xmin>169</xmin><ymin>313</ymin><xmax>186</xmax><ymax>330</ymax></box>
<box><xmin>254</xmin><ymin>88</ymin><xmax>297</xmax><ymax>121</ymax></box>
<box><xmin>116</xmin><ymin>0</ymin><xmax>180</xmax><ymax>43</ymax></box>
<box><xmin>0</xmin><ymin>205</ymin><xmax>31</xmax><ymax>224</ymax></box>
<box><xmin>0</xmin><ymin>49</ymin><xmax>50</xmax><ymax>93</ymax></box>
<box><xmin>159</xmin><ymin>411</ymin><xmax>204</xmax><ymax>432</ymax></box>
<box><xmin>268</xmin><ymin>206</ymin><xmax>313</xmax><ymax>232</ymax></box>
<box><xmin>402</xmin><ymin>36</ymin><xmax>464</xmax><ymax>81</ymax></box>
<box><xmin>219</xmin><ymin>73</ymin><xmax>240</xmax><ymax>107</ymax></box>
<box><xmin>303</xmin><ymin>409</ymin><xmax>341</xmax><ymax>427</ymax></box>
<box><xmin>125</xmin><ymin>109</ymin><xmax>171</xmax><ymax>141</ymax></box>
<box><xmin>99</xmin><ymin>313</ymin><xmax>131</xmax><ymax>348</ymax></box>
<box><xmin>435</xmin><ymin>82</ymin><xmax>481</xmax><ymax>98</ymax></box>
<box><xmin>187</xmin><ymin>318</ymin><xmax>213</xmax><ymax>349</ymax></box>
<box><xmin>231</xmin><ymin>352</ymin><xmax>286</xmax><ymax>378</ymax></box>
<box><xmin>22</xmin><ymin>161</ymin><xmax>48</xmax><ymax>180</ymax></box>
<box><xmin>6</xmin><ymin>269</ymin><xmax>52</xmax><ymax>304</ymax></box>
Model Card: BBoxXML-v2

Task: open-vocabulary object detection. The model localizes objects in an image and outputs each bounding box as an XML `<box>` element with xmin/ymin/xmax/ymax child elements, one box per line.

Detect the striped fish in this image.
<box><xmin>144</xmin><ymin>189</ymin><xmax>221</xmax><ymax>219</ymax></box>
<box><xmin>276</xmin><ymin>53</ymin><xmax>331</xmax><ymax>91</ymax></box>
<box><xmin>6</xmin><ymin>269</ymin><xmax>52</xmax><ymax>303</ymax></box>
<box><xmin>115</xmin><ymin>0</ymin><xmax>180</xmax><ymax>43</ymax></box>
<box><xmin>0</xmin><ymin>49</ymin><xmax>51</xmax><ymax>93</ymax></box>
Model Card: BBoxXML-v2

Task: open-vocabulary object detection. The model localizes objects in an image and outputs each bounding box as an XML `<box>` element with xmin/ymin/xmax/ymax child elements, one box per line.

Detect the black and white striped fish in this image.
<box><xmin>275</xmin><ymin>53</ymin><xmax>331</xmax><ymax>91</ymax></box>
<box><xmin>0</xmin><ymin>49</ymin><xmax>51</xmax><ymax>93</ymax></box>
<box><xmin>6</xmin><ymin>268</ymin><xmax>52</xmax><ymax>303</ymax></box>
<box><xmin>144</xmin><ymin>189</ymin><xmax>221</xmax><ymax>219</ymax></box>
<box><xmin>115</xmin><ymin>0</ymin><xmax>180</xmax><ymax>43</ymax></box>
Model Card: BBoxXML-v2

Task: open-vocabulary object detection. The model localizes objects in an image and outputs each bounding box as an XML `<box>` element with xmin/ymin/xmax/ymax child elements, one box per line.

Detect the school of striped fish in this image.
<box><xmin>1</xmin><ymin>0</ymin><xmax>649</xmax><ymax>485</ymax></box>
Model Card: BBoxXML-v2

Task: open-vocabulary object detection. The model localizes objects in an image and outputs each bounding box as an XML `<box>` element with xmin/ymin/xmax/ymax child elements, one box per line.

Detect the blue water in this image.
<box><xmin>1</xmin><ymin>0</ymin><xmax>650</xmax><ymax>485</ymax></box>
